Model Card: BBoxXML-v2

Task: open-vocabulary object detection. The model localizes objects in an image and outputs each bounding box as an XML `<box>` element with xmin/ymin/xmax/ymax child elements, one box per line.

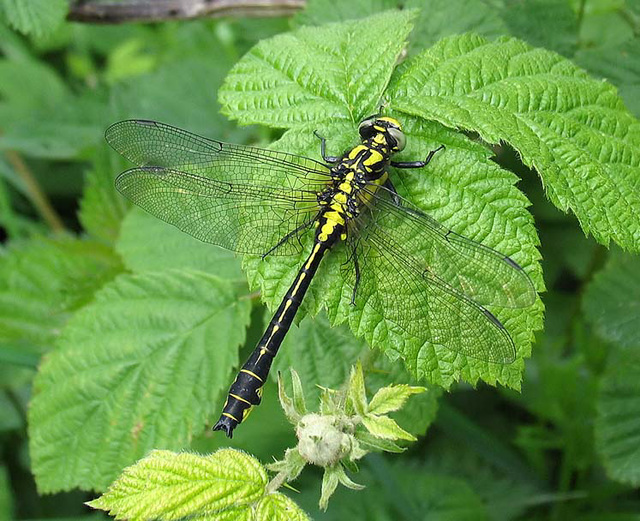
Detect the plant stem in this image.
<box><xmin>4</xmin><ymin>150</ymin><xmax>65</xmax><ymax>233</ymax></box>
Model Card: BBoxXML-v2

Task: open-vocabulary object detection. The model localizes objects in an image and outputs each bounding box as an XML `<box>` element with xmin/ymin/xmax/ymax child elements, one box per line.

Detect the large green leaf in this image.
<box><xmin>583</xmin><ymin>253</ymin><xmax>640</xmax><ymax>348</ymax></box>
<box><xmin>595</xmin><ymin>347</ymin><xmax>640</xmax><ymax>486</ymax></box>
<box><xmin>0</xmin><ymin>236</ymin><xmax>121</xmax><ymax>357</ymax></box>
<box><xmin>389</xmin><ymin>33</ymin><xmax>640</xmax><ymax>252</ymax></box>
<box><xmin>79</xmin><ymin>148</ymin><xmax>130</xmax><ymax>244</ymax></box>
<box><xmin>117</xmin><ymin>208</ymin><xmax>244</xmax><ymax>281</ymax></box>
<box><xmin>220</xmin><ymin>10</ymin><xmax>417</xmax><ymax>127</ymax></box>
<box><xmin>0</xmin><ymin>0</ymin><xmax>69</xmax><ymax>38</ymax></box>
<box><xmin>29</xmin><ymin>270</ymin><xmax>251</xmax><ymax>492</ymax></box>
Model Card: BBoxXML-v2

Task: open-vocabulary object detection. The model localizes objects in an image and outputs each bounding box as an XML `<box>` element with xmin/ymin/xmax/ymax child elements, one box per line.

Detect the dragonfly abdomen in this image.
<box><xmin>213</xmin><ymin>220</ymin><xmax>342</xmax><ymax>437</ymax></box>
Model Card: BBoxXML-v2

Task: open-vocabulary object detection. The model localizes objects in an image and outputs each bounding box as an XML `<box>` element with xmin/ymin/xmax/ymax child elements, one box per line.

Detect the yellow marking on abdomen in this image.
<box><xmin>230</xmin><ymin>393</ymin><xmax>251</xmax><ymax>405</ymax></box>
<box><xmin>223</xmin><ymin>412</ymin><xmax>240</xmax><ymax>422</ymax></box>
<box><xmin>241</xmin><ymin>369</ymin><xmax>263</xmax><ymax>382</ymax></box>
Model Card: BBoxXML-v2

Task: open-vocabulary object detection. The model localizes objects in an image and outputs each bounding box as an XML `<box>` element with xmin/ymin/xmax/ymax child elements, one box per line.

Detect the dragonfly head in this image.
<box><xmin>358</xmin><ymin>116</ymin><xmax>406</xmax><ymax>153</ymax></box>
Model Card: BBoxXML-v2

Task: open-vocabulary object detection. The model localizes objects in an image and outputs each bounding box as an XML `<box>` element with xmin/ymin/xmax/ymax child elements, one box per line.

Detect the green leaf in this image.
<box><xmin>390</xmin><ymin>33</ymin><xmax>640</xmax><ymax>251</ymax></box>
<box><xmin>583</xmin><ymin>253</ymin><xmax>640</xmax><ymax>348</ymax></box>
<box><xmin>29</xmin><ymin>270</ymin><xmax>252</xmax><ymax>492</ymax></box>
<box><xmin>595</xmin><ymin>347</ymin><xmax>640</xmax><ymax>486</ymax></box>
<box><xmin>0</xmin><ymin>0</ymin><xmax>69</xmax><ymax>38</ymax></box>
<box><xmin>79</xmin><ymin>148</ymin><xmax>130</xmax><ymax>243</ymax></box>
<box><xmin>407</xmin><ymin>0</ymin><xmax>508</xmax><ymax>50</ymax></box>
<box><xmin>320</xmin><ymin>465</ymin><xmax>341</xmax><ymax>510</ymax></box>
<box><xmin>367</xmin><ymin>384</ymin><xmax>425</xmax><ymax>415</ymax></box>
<box><xmin>347</xmin><ymin>361</ymin><xmax>368</xmax><ymax>417</ymax></box>
<box><xmin>501</xmin><ymin>0</ymin><xmax>578</xmax><ymax>56</ymax></box>
<box><xmin>361</xmin><ymin>414</ymin><xmax>416</xmax><ymax>441</ymax></box>
<box><xmin>273</xmin><ymin>312</ymin><xmax>365</xmax><ymax>404</ymax></box>
<box><xmin>293</xmin><ymin>0</ymin><xmax>398</xmax><ymax>26</ymax></box>
<box><xmin>255</xmin><ymin>492</ymin><xmax>311</xmax><ymax>521</ymax></box>
<box><xmin>220</xmin><ymin>10</ymin><xmax>417</xmax><ymax>127</ymax></box>
<box><xmin>88</xmin><ymin>449</ymin><xmax>267</xmax><ymax>521</ymax></box>
<box><xmin>0</xmin><ymin>236</ymin><xmax>121</xmax><ymax>356</ymax></box>
<box><xmin>575</xmin><ymin>38</ymin><xmax>640</xmax><ymax>118</ymax></box>
<box><xmin>366</xmin><ymin>352</ymin><xmax>441</xmax><ymax>437</ymax></box>
<box><xmin>117</xmin><ymin>208</ymin><xmax>244</xmax><ymax>281</ymax></box>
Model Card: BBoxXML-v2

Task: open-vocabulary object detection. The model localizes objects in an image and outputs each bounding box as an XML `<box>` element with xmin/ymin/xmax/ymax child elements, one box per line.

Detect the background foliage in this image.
<box><xmin>1</xmin><ymin>0</ymin><xmax>639</xmax><ymax>519</ymax></box>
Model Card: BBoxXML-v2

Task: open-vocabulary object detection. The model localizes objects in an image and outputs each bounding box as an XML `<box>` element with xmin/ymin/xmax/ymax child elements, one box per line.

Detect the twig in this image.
<box><xmin>4</xmin><ymin>150</ymin><xmax>65</xmax><ymax>233</ymax></box>
<box><xmin>68</xmin><ymin>0</ymin><xmax>305</xmax><ymax>23</ymax></box>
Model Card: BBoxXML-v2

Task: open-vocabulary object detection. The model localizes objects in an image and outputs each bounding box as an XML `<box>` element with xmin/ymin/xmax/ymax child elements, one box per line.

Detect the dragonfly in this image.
<box><xmin>106</xmin><ymin>116</ymin><xmax>536</xmax><ymax>437</ymax></box>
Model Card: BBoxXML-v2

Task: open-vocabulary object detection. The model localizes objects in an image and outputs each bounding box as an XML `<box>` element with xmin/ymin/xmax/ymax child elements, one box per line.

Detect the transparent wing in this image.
<box><xmin>361</xmin><ymin>184</ymin><xmax>536</xmax><ymax>309</ymax></box>
<box><xmin>107</xmin><ymin>120</ymin><xmax>333</xmax><ymax>256</ymax></box>
<box><xmin>115</xmin><ymin>167</ymin><xmax>320</xmax><ymax>255</ymax></box>
<box><xmin>348</xmin><ymin>220</ymin><xmax>517</xmax><ymax>363</ymax></box>
<box><xmin>105</xmin><ymin>119</ymin><xmax>332</xmax><ymax>189</ymax></box>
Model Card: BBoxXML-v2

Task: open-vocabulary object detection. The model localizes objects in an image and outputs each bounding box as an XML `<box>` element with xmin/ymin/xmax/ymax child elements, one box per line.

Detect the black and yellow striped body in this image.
<box><xmin>213</xmin><ymin>117</ymin><xmax>405</xmax><ymax>437</ymax></box>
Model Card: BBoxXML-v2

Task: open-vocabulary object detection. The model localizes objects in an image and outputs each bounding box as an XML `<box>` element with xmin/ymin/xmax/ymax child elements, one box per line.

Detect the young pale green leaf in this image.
<box><xmin>319</xmin><ymin>465</ymin><xmax>341</xmax><ymax>511</ymax></box>
<box><xmin>290</xmin><ymin>369</ymin><xmax>308</xmax><ymax>417</ymax></box>
<box><xmin>347</xmin><ymin>361</ymin><xmax>368</xmax><ymax>417</ymax></box>
<box><xmin>117</xmin><ymin>208</ymin><xmax>244</xmax><ymax>281</ymax></box>
<box><xmin>219</xmin><ymin>10</ymin><xmax>416</xmax><ymax>127</ymax></box>
<box><xmin>0</xmin><ymin>0</ymin><xmax>69</xmax><ymax>38</ymax></box>
<box><xmin>595</xmin><ymin>347</ymin><xmax>640</xmax><ymax>486</ymax></box>
<box><xmin>87</xmin><ymin>449</ymin><xmax>267</xmax><ymax>521</ymax></box>
<box><xmin>389</xmin><ymin>33</ymin><xmax>640</xmax><ymax>252</ymax></box>
<box><xmin>79</xmin><ymin>148</ymin><xmax>130</xmax><ymax>244</ymax></box>
<box><xmin>583</xmin><ymin>253</ymin><xmax>640</xmax><ymax>348</ymax></box>
<box><xmin>277</xmin><ymin>372</ymin><xmax>303</xmax><ymax>424</ymax></box>
<box><xmin>355</xmin><ymin>431</ymin><xmax>404</xmax><ymax>454</ymax></box>
<box><xmin>367</xmin><ymin>384</ymin><xmax>425</xmax><ymax>416</ymax></box>
<box><xmin>273</xmin><ymin>312</ymin><xmax>365</xmax><ymax>404</ymax></box>
<box><xmin>361</xmin><ymin>414</ymin><xmax>416</xmax><ymax>441</ymax></box>
<box><xmin>0</xmin><ymin>236</ymin><xmax>121</xmax><ymax>355</ymax></box>
<box><xmin>254</xmin><ymin>492</ymin><xmax>311</xmax><ymax>521</ymax></box>
<box><xmin>29</xmin><ymin>270</ymin><xmax>251</xmax><ymax>493</ymax></box>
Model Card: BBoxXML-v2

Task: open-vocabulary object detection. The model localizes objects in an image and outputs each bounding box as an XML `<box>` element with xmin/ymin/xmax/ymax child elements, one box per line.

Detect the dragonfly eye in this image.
<box><xmin>388</xmin><ymin>127</ymin><xmax>406</xmax><ymax>152</ymax></box>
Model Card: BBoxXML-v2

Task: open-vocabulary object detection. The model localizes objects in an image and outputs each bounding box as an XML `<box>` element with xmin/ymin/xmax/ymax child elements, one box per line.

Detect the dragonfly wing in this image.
<box><xmin>105</xmin><ymin>119</ymin><xmax>332</xmax><ymax>191</ymax></box>
<box><xmin>362</xmin><ymin>184</ymin><xmax>536</xmax><ymax>309</ymax></box>
<box><xmin>116</xmin><ymin>167</ymin><xmax>320</xmax><ymax>256</ymax></box>
<box><xmin>348</xmin><ymin>221</ymin><xmax>517</xmax><ymax>363</ymax></box>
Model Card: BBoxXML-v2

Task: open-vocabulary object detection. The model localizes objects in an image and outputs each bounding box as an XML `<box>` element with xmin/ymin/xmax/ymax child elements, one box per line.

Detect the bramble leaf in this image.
<box><xmin>389</xmin><ymin>33</ymin><xmax>640</xmax><ymax>251</ymax></box>
<box><xmin>361</xmin><ymin>414</ymin><xmax>416</xmax><ymax>441</ymax></box>
<box><xmin>29</xmin><ymin>270</ymin><xmax>251</xmax><ymax>492</ymax></box>
<box><xmin>117</xmin><ymin>208</ymin><xmax>244</xmax><ymax>281</ymax></box>
<box><xmin>220</xmin><ymin>10</ymin><xmax>417</xmax><ymax>127</ymax></box>
<box><xmin>88</xmin><ymin>449</ymin><xmax>267</xmax><ymax>521</ymax></box>
<box><xmin>595</xmin><ymin>347</ymin><xmax>640</xmax><ymax>486</ymax></box>
<box><xmin>0</xmin><ymin>236</ymin><xmax>121</xmax><ymax>355</ymax></box>
<box><xmin>230</xmin><ymin>17</ymin><xmax>542</xmax><ymax>389</ymax></box>
<box><xmin>367</xmin><ymin>384</ymin><xmax>425</xmax><ymax>416</ymax></box>
<box><xmin>254</xmin><ymin>492</ymin><xmax>311</xmax><ymax>521</ymax></box>
<box><xmin>0</xmin><ymin>0</ymin><xmax>69</xmax><ymax>38</ymax></box>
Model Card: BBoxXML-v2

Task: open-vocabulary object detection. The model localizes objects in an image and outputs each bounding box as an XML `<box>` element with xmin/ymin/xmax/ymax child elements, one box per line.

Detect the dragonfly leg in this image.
<box><xmin>383</xmin><ymin>179</ymin><xmax>402</xmax><ymax>206</ymax></box>
<box><xmin>261</xmin><ymin>218</ymin><xmax>315</xmax><ymax>259</ymax></box>
<box><xmin>391</xmin><ymin>144</ymin><xmax>445</xmax><ymax>169</ymax></box>
<box><xmin>314</xmin><ymin>130</ymin><xmax>340</xmax><ymax>163</ymax></box>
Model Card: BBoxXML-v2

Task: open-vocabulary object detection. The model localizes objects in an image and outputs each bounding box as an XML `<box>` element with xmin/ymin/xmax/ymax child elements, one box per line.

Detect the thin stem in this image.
<box><xmin>4</xmin><ymin>150</ymin><xmax>65</xmax><ymax>233</ymax></box>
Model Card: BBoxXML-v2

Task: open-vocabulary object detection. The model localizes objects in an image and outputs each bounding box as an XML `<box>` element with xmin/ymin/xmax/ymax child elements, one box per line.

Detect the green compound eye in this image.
<box><xmin>388</xmin><ymin>126</ymin><xmax>406</xmax><ymax>151</ymax></box>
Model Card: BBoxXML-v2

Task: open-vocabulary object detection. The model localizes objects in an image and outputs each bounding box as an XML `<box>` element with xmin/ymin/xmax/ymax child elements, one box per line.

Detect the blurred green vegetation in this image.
<box><xmin>1</xmin><ymin>0</ymin><xmax>640</xmax><ymax>519</ymax></box>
